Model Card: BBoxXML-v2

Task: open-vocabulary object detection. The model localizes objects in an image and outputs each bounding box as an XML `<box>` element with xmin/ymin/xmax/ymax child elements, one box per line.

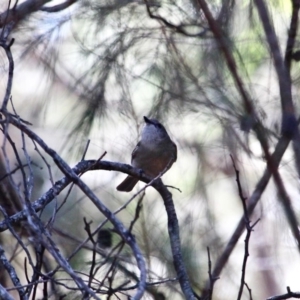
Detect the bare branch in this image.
<box><xmin>0</xmin><ymin>39</ymin><xmax>14</xmax><ymax>111</ymax></box>
<box><xmin>153</xmin><ymin>181</ymin><xmax>197</xmax><ymax>299</ymax></box>
<box><xmin>254</xmin><ymin>0</ymin><xmax>300</xmax><ymax>188</ymax></box>
<box><xmin>267</xmin><ymin>286</ymin><xmax>300</xmax><ymax>300</ymax></box>
<box><xmin>197</xmin><ymin>0</ymin><xmax>254</xmax><ymax>116</ymax></box>
<box><xmin>0</xmin><ymin>244</ymin><xmax>27</xmax><ymax>299</ymax></box>
<box><xmin>0</xmin><ymin>0</ymin><xmax>51</xmax><ymax>29</ymax></box>
<box><xmin>0</xmin><ymin>284</ymin><xmax>14</xmax><ymax>300</ymax></box>
<box><xmin>39</xmin><ymin>0</ymin><xmax>77</xmax><ymax>13</ymax></box>
<box><xmin>254</xmin><ymin>0</ymin><xmax>298</xmax><ymax>138</ymax></box>
<box><xmin>143</xmin><ymin>0</ymin><xmax>207</xmax><ymax>37</ymax></box>
<box><xmin>202</xmin><ymin>135</ymin><xmax>290</xmax><ymax>297</ymax></box>
<box><xmin>5</xmin><ymin>115</ymin><xmax>147</xmax><ymax>299</ymax></box>
<box><xmin>231</xmin><ymin>156</ymin><xmax>260</xmax><ymax>300</ymax></box>
<box><xmin>284</xmin><ymin>0</ymin><xmax>300</xmax><ymax>71</ymax></box>
<box><xmin>206</xmin><ymin>247</ymin><xmax>217</xmax><ymax>300</ymax></box>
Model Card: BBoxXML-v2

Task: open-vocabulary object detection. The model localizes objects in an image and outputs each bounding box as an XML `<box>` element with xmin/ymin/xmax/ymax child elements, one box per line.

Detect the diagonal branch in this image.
<box><xmin>197</xmin><ymin>0</ymin><xmax>254</xmax><ymax>116</ymax></box>
<box><xmin>267</xmin><ymin>286</ymin><xmax>300</xmax><ymax>300</ymax></box>
<box><xmin>0</xmin><ymin>244</ymin><xmax>27</xmax><ymax>299</ymax></box>
<box><xmin>0</xmin><ymin>284</ymin><xmax>14</xmax><ymax>300</ymax></box>
<box><xmin>196</xmin><ymin>0</ymin><xmax>275</xmax><ymax>185</ymax></box>
<box><xmin>284</xmin><ymin>0</ymin><xmax>300</xmax><ymax>72</ymax></box>
<box><xmin>1</xmin><ymin>112</ymin><xmax>195</xmax><ymax>299</ymax></box>
<box><xmin>6</xmin><ymin>115</ymin><xmax>147</xmax><ymax>300</ymax></box>
<box><xmin>202</xmin><ymin>135</ymin><xmax>290</xmax><ymax>297</ymax></box>
<box><xmin>143</xmin><ymin>0</ymin><xmax>207</xmax><ymax>37</ymax></box>
<box><xmin>254</xmin><ymin>0</ymin><xmax>297</xmax><ymax>137</ymax></box>
<box><xmin>0</xmin><ymin>133</ymin><xmax>195</xmax><ymax>299</ymax></box>
<box><xmin>0</xmin><ymin>0</ymin><xmax>51</xmax><ymax>29</ymax></box>
<box><xmin>253</xmin><ymin>0</ymin><xmax>300</xmax><ymax>248</ymax></box>
<box><xmin>198</xmin><ymin>3</ymin><xmax>300</xmax><ymax>297</ymax></box>
<box><xmin>254</xmin><ymin>0</ymin><xmax>300</xmax><ymax>185</ymax></box>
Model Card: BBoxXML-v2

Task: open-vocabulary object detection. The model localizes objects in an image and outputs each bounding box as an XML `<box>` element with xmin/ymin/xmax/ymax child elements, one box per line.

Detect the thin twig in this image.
<box><xmin>267</xmin><ymin>286</ymin><xmax>300</xmax><ymax>300</ymax></box>
<box><xmin>143</xmin><ymin>0</ymin><xmax>208</xmax><ymax>37</ymax></box>
<box><xmin>244</xmin><ymin>282</ymin><xmax>253</xmax><ymax>300</ymax></box>
<box><xmin>0</xmin><ymin>244</ymin><xmax>27</xmax><ymax>299</ymax></box>
<box><xmin>230</xmin><ymin>156</ymin><xmax>259</xmax><ymax>300</ymax></box>
<box><xmin>1</xmin><ymin>39</ymin><xmax>14</xmax><ymax>111</ymax></box>
<box><xmin>206</xmin><ymin>247</ymin><xmax>217</xmax><ymax>300</ymax></box>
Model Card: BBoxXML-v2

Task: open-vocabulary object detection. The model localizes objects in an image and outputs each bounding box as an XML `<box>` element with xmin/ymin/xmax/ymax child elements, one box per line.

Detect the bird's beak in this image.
<box><xmin>144</xmin><ymin>116</ymin><xmax>151</xmax><ymax>124</ymax></box>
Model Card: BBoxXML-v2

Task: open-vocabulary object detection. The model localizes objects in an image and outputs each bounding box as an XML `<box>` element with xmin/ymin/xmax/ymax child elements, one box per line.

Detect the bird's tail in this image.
<box><xmin>116</xmin><ymin>176</ymin><xmax>139</xmax><ymax>192</ymax></box>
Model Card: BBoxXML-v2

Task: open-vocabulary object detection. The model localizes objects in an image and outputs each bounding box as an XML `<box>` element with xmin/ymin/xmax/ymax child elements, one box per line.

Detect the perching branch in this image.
<box><xmin>153</xmin><ymin>180</ymin><xmax>197</xmax><ymax>300</ymax></box>
<box><xmin>0</xmin><ymin>114</ymin><xmax>194</xmax><ymax>299</ymax></box>
<box><xmin>4</xmin><ymin>114</ymin><xmax>147</xmax><ymax>300</ymax></box>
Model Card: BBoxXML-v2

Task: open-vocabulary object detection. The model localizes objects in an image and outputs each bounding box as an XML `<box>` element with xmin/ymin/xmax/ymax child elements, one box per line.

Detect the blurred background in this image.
<box><xmin>0</xmin><ymin>0</ymin><xmax>300</xmax><ymax>299</ymax></box>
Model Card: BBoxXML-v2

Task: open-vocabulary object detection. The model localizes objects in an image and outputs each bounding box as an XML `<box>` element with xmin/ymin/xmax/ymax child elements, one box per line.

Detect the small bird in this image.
<box><xmin>116</xmin><ymin>116</ymin><xmax>177</xmax><ymax>192</ymax></box>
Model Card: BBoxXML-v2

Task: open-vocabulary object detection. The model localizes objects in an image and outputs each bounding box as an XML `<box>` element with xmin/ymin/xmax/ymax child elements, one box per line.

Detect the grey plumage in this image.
<box><xmin>116</xmin><ymin>116</ymin><xmax>177</xmax><ymax>192</ymax></box>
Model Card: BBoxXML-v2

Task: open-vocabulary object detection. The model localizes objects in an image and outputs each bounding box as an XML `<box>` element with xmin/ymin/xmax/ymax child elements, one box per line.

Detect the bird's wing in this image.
<box><xmin>131</xmin><ymin>141</ymin><xmax>141</xmax><ymax>164</ymax></box>
<box><xmin>172</xmin><ymin>141</ymin><xmax>177</xmax><ymax>162</ymax></box>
